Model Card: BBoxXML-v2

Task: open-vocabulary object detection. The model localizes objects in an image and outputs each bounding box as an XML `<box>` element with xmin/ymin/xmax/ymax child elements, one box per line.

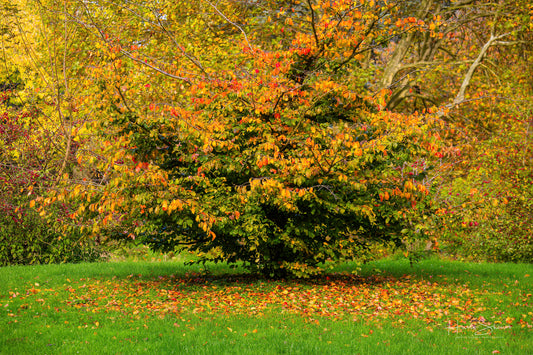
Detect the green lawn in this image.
<box><xmin>1</xmin><ymin>257</ymin><xmax>531</xmax><ymax>354</ymax></box>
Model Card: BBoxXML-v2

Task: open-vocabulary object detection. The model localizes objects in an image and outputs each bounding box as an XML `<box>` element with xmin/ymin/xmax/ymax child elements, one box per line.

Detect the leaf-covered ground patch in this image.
<box><xmin>1</xmin><ymin>259</ymin><xmax>532</xmax><ymax>354</ymax></box>
<box><xmin>9</xmin><ymin>272</ymin><xmax>524</xmax><ymax>326</ymax></box>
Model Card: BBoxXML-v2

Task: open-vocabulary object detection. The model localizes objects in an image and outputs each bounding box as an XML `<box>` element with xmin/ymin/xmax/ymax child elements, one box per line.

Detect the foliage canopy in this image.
<box><xmin>1</xmin><ymin>0</ymin><xmax>532</xmax><ymax>274</ymax></box>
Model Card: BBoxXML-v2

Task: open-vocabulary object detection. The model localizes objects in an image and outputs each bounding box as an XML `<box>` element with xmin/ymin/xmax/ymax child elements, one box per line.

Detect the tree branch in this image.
<box><xmin>306</xmin><ymin>0</ymin><xmax>321</xmax><ymax>50</ymax></box>
<box><xmin>119</xmin><ymin>49</ymin><xmax>192</xmax><ymax>83</ymax></box>
<box><xmin>451</xmin><ymin>32</ymin><xmax>510</xmax><ymax>107</ymax></box>
<box><xmin>204</xmin><ymin>0</ymin><xmax>252</xmax><ymax>50</ymax></box>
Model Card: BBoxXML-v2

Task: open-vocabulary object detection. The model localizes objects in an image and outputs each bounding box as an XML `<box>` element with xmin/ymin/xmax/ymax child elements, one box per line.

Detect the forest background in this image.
<box><xmin>0</xmin><ymin>0</ymin><xmax>531</xmax><ymax>277</ymax></box>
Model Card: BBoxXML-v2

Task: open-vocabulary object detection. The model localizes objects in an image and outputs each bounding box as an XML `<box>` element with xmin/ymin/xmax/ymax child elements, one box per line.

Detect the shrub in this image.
<box><xmin>0</xmin><ymin>202</ymin><xmax>100</xmax><ymax>266</ymax></box>
<box><xmin>438</xmin><ymin>118</ymin><xmax>533</xmax><ymax>262</ymax></box>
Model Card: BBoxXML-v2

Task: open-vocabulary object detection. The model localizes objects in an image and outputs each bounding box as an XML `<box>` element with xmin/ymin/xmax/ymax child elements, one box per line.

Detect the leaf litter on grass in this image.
<box><xmin>5</xmin><ymin>271</ymin><xmax>532</xmax><ymax>335</ymax></box>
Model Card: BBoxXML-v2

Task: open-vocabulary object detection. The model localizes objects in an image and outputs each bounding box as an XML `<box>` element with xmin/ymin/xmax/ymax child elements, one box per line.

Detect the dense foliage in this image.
<box><xmin>0</xmin><ymin>90</ymin><xmax>98</xmax><ymax>265</ymax></box>
<box><xmin>1</xmin><ymin>0</ymin><xmax>531</xmax><ymax>274</ymax></box>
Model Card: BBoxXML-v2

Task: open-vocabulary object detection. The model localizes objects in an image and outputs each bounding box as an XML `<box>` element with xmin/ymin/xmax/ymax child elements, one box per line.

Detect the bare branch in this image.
<box><xmin>306</xmin><ymin>0</ymin><xmax>321</xmax><ymax>50</ymax></box>
<box><xmin>204</xmin><ymin>0</ymin><xmax>252</xmax><ymax>50</ymax></box>
<box><xmin>451</xmin><ymin>32</ymin><xmax>511</xmax><ymax>107</ymax></box>
<box><xmin>152</xmin><ymin>13</ymin><xmax>210</xmax><ymax>78</ymax></box>
<box><xmin>118</xmin><ymin>49</ymin><xmax>192</xmax><ymax>83</ymax></box>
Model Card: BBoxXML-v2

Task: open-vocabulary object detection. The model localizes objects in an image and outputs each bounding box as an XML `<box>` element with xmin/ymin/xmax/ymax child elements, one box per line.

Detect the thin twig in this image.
<box><xmin>204</xmin><ymin>0</ymin><xmax>252</xmax><ymax>50</ymax></box>
<box><xmin>306</xmin><ymin>0</ymin><xmax>321</xmax><ymax>50</ymax></box>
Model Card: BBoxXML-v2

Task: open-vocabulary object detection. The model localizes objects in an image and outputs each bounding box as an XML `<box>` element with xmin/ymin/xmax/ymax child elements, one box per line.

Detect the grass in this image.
<box><xmin>1</xmin><ymin>256</ymin><xmax>532</xmax><ymax>354</ymax></box>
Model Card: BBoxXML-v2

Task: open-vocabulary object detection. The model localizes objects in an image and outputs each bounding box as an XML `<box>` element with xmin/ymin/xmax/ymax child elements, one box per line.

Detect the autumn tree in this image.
<box><xmin>19</xmin><ymin>0</ymin><xmax>533</xmax><ymax>271</ymax></box>
<box><xmin>0</xmin><ymin>0</ymin><xmax>100</xmax><ymax>264</ymax></box>
<box><xmin>15</xmin><ymin>0</ymin><xmax>442</xmax><ymax>276</ymax></box>
<box><xmin>435</xmin><ymin>7</ymin><xmax>533</xmax><ymax>261</ymax></box>
<box><xmin>348</xmin><ymin>0</ymin><xmax>533</xmax><ymax>261</ymax></box>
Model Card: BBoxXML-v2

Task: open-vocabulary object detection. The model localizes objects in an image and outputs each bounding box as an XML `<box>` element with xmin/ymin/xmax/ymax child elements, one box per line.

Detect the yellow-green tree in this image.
<box><xmin>0</xmin><ymin>0</ymin><xmax>100</xmax><ymax>264</ymax></box>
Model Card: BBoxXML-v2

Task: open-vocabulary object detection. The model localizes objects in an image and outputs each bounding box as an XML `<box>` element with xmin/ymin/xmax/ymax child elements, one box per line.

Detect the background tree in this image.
<box><xmin>0</xmin><ymin>0</ymin><xmax>99</xmax><ymax>264</ymax></box>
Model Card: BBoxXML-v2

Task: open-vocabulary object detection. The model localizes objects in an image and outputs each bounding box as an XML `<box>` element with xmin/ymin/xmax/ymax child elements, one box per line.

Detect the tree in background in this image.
<box><xmin>0</xmin><ymin>0</ymin><xmax>99</xmax><ymax>264</ymax></box>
